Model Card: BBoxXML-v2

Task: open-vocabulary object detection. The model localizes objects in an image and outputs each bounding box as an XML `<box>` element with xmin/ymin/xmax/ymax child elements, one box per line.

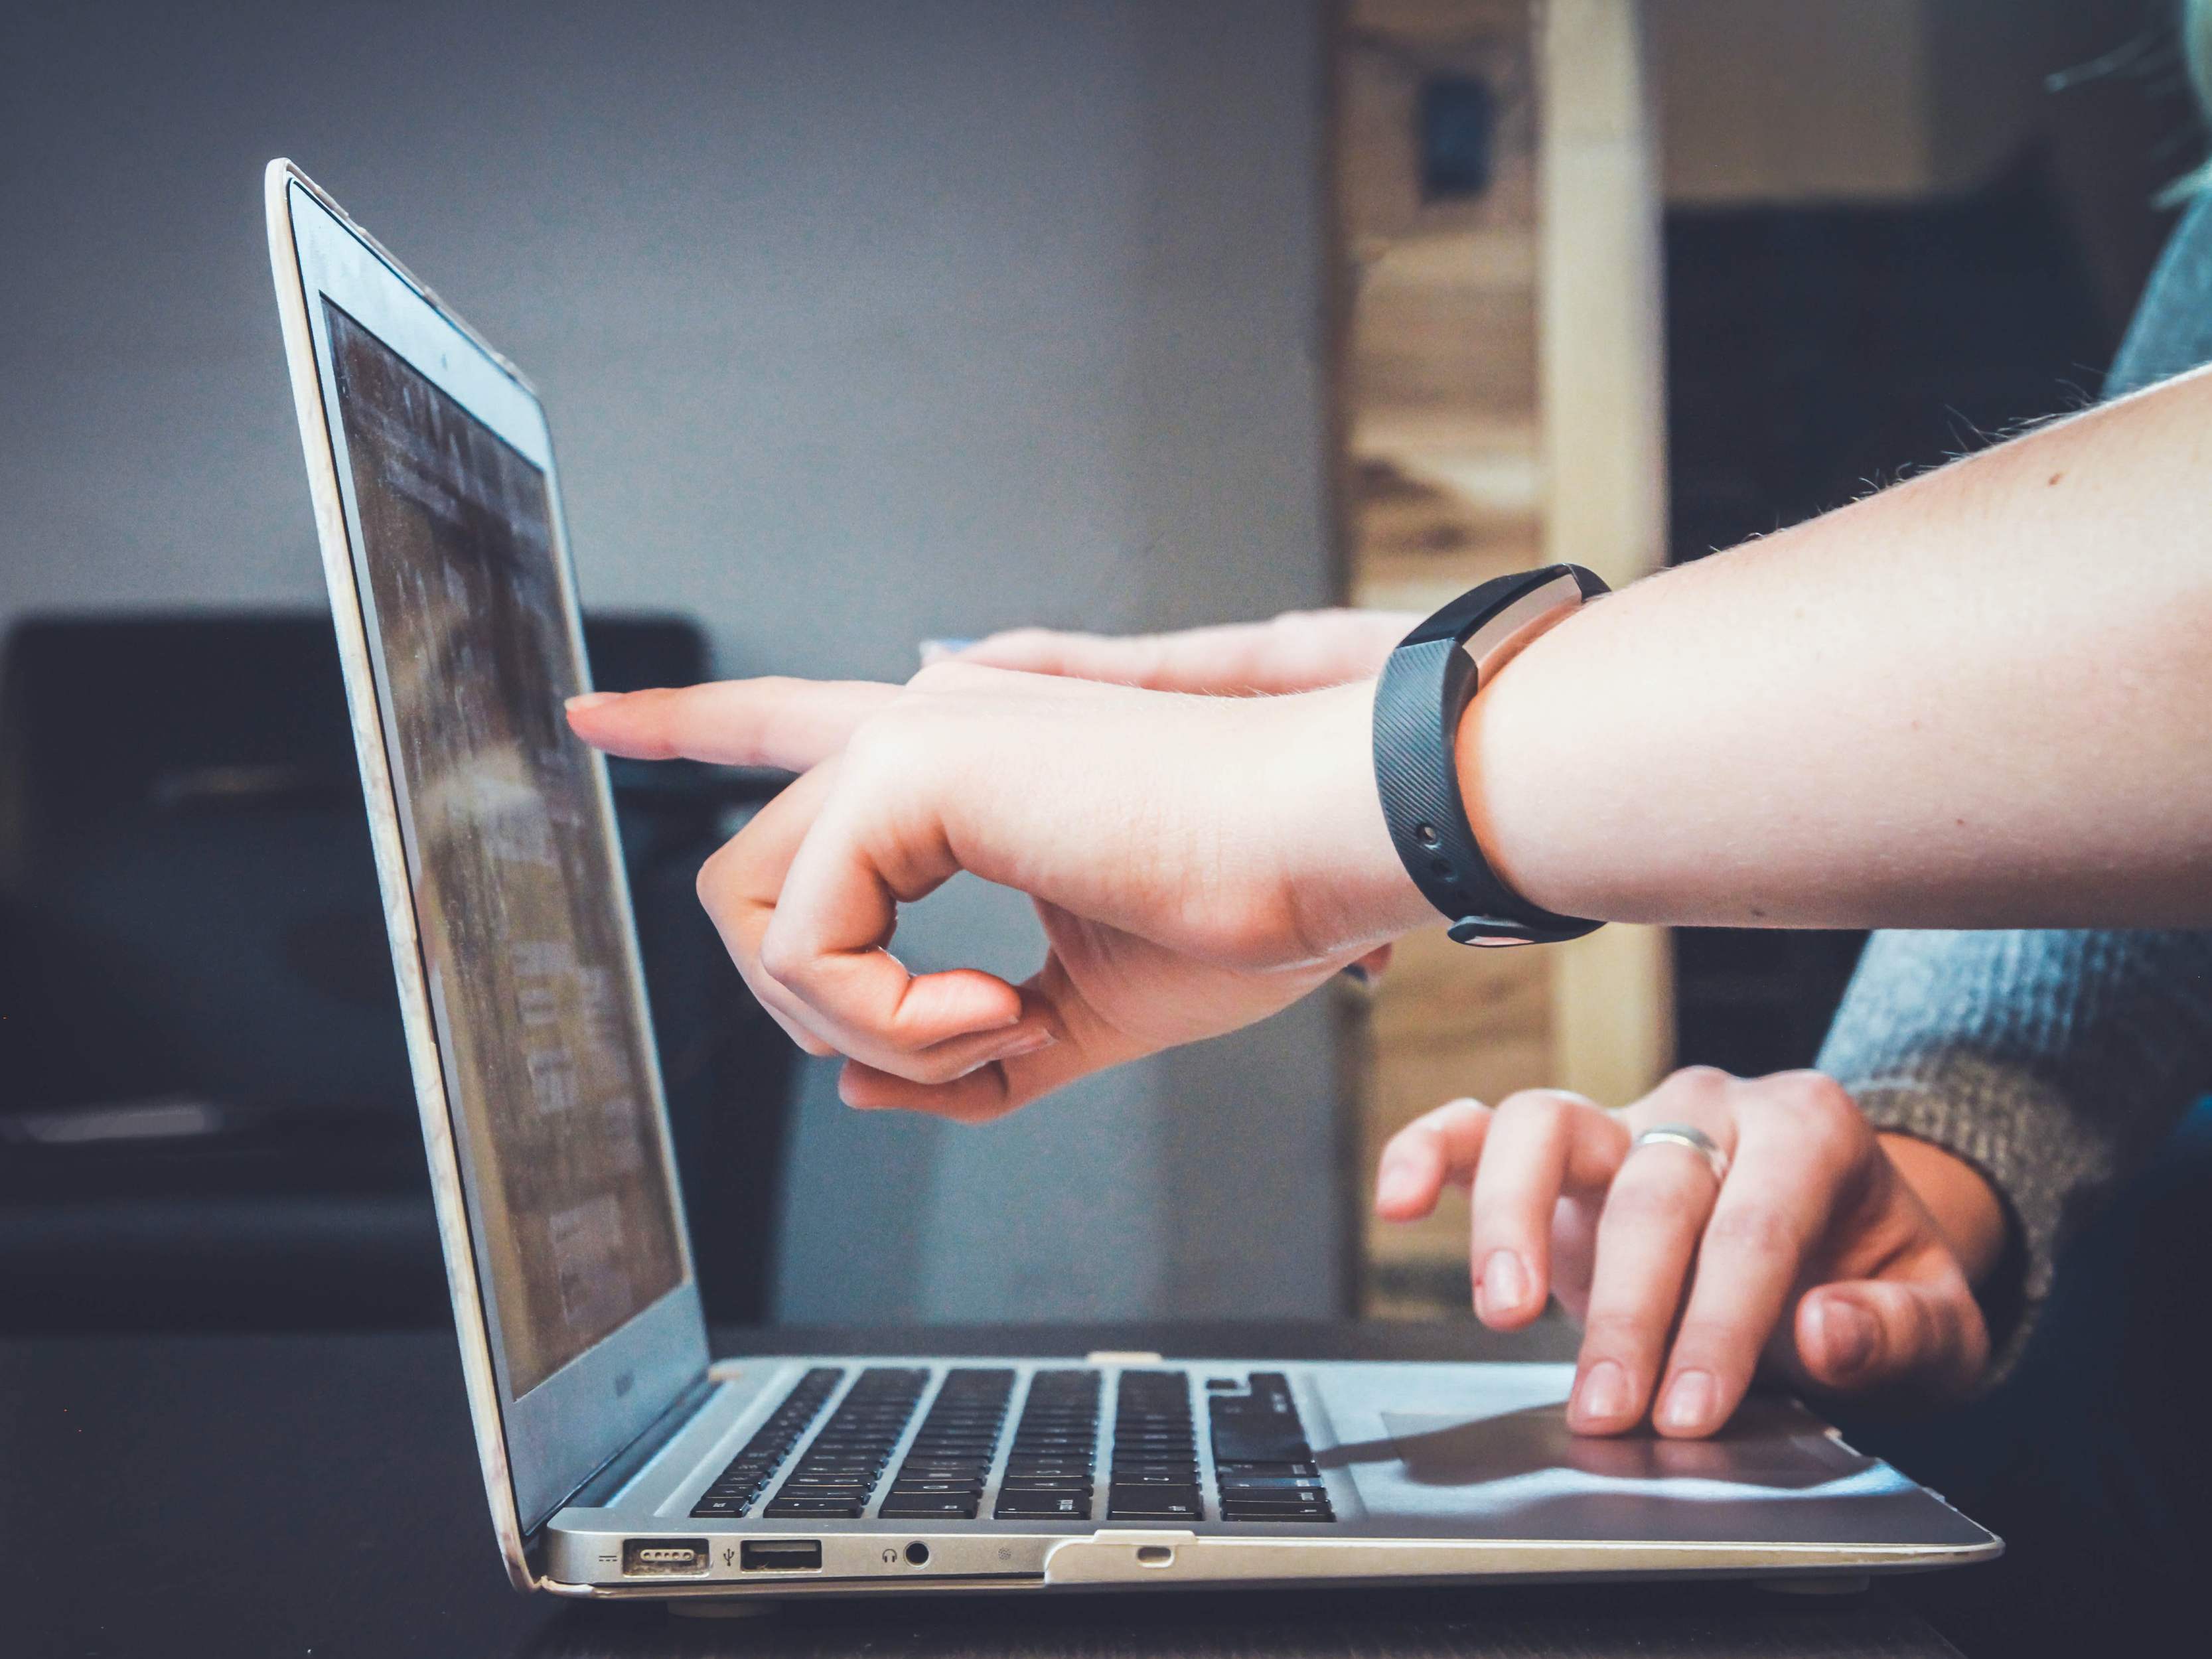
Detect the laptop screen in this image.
<box><xmin>325</xmin><ymin>300</ymin><xmax>685</xmax><ymax>1398</ymax></box>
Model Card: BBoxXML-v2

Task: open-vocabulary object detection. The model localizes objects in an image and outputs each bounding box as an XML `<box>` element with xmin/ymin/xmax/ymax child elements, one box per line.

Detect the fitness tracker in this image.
<box><xmin>1372</xmin><ymin>564</ymin><xmax>1609</xmax><ymax>948</ymax></box>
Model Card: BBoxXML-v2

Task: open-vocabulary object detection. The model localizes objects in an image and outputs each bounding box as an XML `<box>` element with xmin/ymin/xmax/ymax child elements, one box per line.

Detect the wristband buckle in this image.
<box><xmin>1372</xmin><ymin>565</ymin><xmax>1608</xmax><ymax>948</ymax></box>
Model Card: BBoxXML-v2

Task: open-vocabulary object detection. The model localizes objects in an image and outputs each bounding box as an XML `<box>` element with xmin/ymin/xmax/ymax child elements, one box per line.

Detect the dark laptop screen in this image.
<box><xmin>326</xmin><ymin>301</ymin><xmax>684</xmax><ymax>1398</ymax></box>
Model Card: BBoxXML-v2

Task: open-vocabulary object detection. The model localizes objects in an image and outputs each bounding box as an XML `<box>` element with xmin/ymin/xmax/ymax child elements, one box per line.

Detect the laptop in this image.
<box><xmin>262</xmin><ymin>158</ymin><xmax>1999</xmax><ymax>1603</ymax></box>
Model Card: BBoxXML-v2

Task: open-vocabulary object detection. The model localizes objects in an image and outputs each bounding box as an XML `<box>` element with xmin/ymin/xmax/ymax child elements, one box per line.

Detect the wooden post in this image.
<box><xmin>1538</xmin><ymin>0</ymin><xmax>1673</xmax><ymax>1106</ymax></box>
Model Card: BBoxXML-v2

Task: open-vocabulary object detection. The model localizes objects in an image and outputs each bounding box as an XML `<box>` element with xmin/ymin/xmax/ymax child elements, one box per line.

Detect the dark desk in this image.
<box><xmin>1</xmin><ymin>1323</ymin><xmax>1966</xmax><ymax>1659</ymax></box>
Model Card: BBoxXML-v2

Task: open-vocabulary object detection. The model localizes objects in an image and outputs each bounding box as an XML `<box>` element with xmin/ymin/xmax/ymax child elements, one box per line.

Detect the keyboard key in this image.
<box><xmin>879</xmin><ymin>1496</ymin><xmax>980</xmax><ymax>1518</ymax></box>
<box><xmin>1110</xmin><ymin>1468</ymin><xmax>1198</xmax><ymax>1486</ymax></box>
<box><xmin>1221</xmin><ymin>1502</ymin><xmax>1334</xmax><ymax>1522</ymax></box>
<box><xmin>764</xmin><ymin>1497</ymin><xmax>865</xmax><ymax>1517</ymax></box>
<box><xmin>997</xmin><ymin>1490</ymin><xmax>1092</xmax><ymax>1518</ymax></box>
<box><xmin>1107</xmin><ymin>1486</ymin><xmax>1203</xmax><ymax>1519</ymax></box>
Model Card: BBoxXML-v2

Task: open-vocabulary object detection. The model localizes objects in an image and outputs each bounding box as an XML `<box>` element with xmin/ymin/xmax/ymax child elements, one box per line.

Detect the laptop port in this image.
<box><xmin>740</xmin><ymin>1538</ymin><xmax>823</xmax><ymax>1572</ymax></box>
<box><xmin>621</xmin><ymin>1538</ymin><xmax>709</xmax><ymax>1576</ymax></box>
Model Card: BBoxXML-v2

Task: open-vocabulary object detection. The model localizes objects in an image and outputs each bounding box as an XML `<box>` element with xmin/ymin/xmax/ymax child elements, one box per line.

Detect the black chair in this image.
<box><xmin>0</xmin><ymin>611</ymin><xmax>792</xmax><ymax>1331</ymax></box>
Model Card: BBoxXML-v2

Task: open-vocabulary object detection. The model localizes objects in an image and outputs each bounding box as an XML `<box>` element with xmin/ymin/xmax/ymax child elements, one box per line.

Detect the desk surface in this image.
<box><xmin>1</xmin><ymin>1322</ymin><xmax>1965</xmax><ymax>1659</ymax></box>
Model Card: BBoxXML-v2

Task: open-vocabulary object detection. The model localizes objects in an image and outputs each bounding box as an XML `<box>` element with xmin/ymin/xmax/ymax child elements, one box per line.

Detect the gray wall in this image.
<box><xmin>0</xmin><ymin>0</ymin><xmax>1346</xmax><ymax>1322</ymax></box>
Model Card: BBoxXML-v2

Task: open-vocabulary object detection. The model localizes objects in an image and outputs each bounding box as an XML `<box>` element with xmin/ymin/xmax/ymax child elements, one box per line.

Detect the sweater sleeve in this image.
<box><xmin>1816</xmin><ymin>930</ymin><xmax>2212</xmax><ymax>1375</ymax></box>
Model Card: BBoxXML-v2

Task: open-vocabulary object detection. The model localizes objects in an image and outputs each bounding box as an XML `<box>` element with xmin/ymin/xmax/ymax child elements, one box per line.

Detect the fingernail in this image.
<box><xmin>917</xmin><ymin>638</ymin><xmax>976</xmax><ymax>666</ymax></box>
<box><xmin>1819</xmin><ymin>1299</ymin><xmax>1878</xmax><ymax>1375</ymax></box>
<box><xmin>1659</xmin><ymin>1370</ymin><xmax>1717</xmax><ymax>1433</ymax></box>
<box><xmin>1479</xmin><ymin>1250</ymin><xmax>1527</xmax><ymax>1317</ymax></box>
<box><xmin>1574</xmin><ymin>1360</ymin><xmax>1632</xmax><ymax>1423</ymax></box>
<box><xmin>565</xmin><ymin>691</ymin><xmax>621</xmax><ymax>711</ymax></box>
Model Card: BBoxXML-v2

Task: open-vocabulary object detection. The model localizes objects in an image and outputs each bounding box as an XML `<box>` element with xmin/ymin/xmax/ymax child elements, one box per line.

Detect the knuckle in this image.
<box><xmin>753</xmin><ymin>928</ymin><xmax>810</xmax><ymax>988</ymax></box>
<box><xmin>1495</xmin><ymin>1088</ymin><xmax>1576</xmax><ymax>1133</ymax></box>
<box><xmin>1781</xmin><ymin>1084</ymin><xmax>1870</xmax><ymax>1166</ymax></box>
<box><xmin>907</xmin><ymin>658</ymin><xmax>997</xmax><ymax>695</ymax></box>
<box><xmin>842</xmin><ymin>712</ymin><xmax>907</xmax><ymax>765</ymax></box>
<box><xmin>904</xmin><ymin>659</ymin><xmax>964</xmax><ymax>693</ymax></box>
<box><xmin>749</xmin><ymin>675</ymin><xmax>811</xmax><ymax>707</ymax></box>
<box><xmin>1580</xmin><ymin>1310</ymin><xmax>1664</xmax><ymax>1359</ymax></box>
<box><xmin>694</xmin><ymin>841</ymin><xmax>735</xmax><ymax>902</ymax></box>
<box><xmin>1771</xmin><ymin>1069</ymin><xmax>1860</xmax><ymax>1128</ymax></box>
<box><xmin>1775</xmin><ymin>1068</ymin><xmax>1855</xmax><ymax>1112</ymax></box>
<box><xmin>1417</xmin><ymin>1097</ymin><xmax>1489</xmax><ymax>1134</ymax></box>
<box><xmin>1666</xmin><ymin>1064</ymin><xmax>1735</xmax><ymax>1096</ymax></box>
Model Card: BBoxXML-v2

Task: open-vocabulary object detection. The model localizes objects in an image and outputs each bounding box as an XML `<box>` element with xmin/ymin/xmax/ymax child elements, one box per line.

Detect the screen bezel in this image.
<box><xmin>265</xmin><ymin>161</ymin><xmax>707</xmax><ymax>1568</ymax></box>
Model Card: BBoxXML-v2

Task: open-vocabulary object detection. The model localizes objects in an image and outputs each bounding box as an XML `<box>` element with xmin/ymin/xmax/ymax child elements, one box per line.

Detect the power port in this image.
<box><xmin>740</xmin><ymin>1538</ymin><xmax>823</xmax><ymax>1572</ymax></box>
<box><xmin>621</xmin><ymin>1538</ymin><xmax>709</xmax><ymax>1576</ymax></box>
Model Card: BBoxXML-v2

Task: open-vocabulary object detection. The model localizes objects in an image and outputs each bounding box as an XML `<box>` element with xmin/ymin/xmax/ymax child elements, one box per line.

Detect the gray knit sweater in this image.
<box><xmin>1814</xmin><ymin>194</ymin><xmax>2212</xmax><ymax>1369</ymax></box>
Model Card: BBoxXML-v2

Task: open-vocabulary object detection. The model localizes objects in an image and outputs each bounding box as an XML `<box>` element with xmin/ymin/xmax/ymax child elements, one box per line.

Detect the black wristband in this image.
<box><xmin>1372</xmin><ymin>565</ymin><xmax>1608</xmax><ymax>947</ymax></box>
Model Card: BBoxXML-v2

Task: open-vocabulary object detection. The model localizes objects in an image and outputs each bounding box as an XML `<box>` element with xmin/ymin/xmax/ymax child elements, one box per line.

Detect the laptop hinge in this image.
<box><xmin>560</xmin><ymin>1372</ymin><xmax>720</xmax><ymax>1513</ymax></box>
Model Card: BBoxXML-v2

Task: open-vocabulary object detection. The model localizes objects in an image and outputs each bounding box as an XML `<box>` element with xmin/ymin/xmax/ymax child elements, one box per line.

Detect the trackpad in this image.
<box><xmin>1306</xmin><ymin>1363</ymin><xmax>1973</xmax><ymax>1545</ymax></box>
<box><xmin>1323</xmin><ymin>1396</ymin><xmax>1906</xmax><ymax>1534</ymax></box>
<box><xmin>1380</xmin><ymin>1403</ymin><xmax>1859</xmax><ymax>1491</ymax></box>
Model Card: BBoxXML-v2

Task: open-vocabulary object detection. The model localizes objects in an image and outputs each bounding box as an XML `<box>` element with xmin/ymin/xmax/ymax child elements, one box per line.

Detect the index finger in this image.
<box><xmin>565</xmin><ymin>678</ymin><xmax>898</xmax><ymax>770</ymax></box>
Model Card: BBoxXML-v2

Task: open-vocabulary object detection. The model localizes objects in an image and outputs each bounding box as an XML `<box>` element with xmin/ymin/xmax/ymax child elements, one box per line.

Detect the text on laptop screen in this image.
<box><xmin>327</xmin><ymin>303</ymin><xmax>684</xmax><ymax>1397</ymax></box>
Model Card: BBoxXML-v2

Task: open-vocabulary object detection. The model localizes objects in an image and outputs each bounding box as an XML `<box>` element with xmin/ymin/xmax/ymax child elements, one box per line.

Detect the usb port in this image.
<box><xmin>740</xmin><ymin>1538</ymin><xmax>823</xmax><ymax>1572</ymax></box>
<box><xmin>621</xmin><ymin>1538</ymin><xmax>709</xmax><ymax>1576</ymax></box>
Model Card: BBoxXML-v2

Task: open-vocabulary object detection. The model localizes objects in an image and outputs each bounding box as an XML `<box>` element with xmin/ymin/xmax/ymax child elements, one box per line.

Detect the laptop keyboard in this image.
<box><xmin>690</xmin><ymin>1362</ymin><xmax>1334</xmax><ymax>1524</ymax></box>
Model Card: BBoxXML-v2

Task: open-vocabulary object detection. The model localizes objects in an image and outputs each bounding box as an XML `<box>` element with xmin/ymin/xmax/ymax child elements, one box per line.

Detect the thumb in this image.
<box><xmin>1793</xmin><ymin>1279</ymin><xmax>1989</xmax><ymax>1404</ymax></box>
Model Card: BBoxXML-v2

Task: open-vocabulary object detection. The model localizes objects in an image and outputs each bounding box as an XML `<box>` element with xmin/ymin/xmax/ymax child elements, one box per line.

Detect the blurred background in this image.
<box><xmin>0</xmin><ymin>0</ymin><xmax>2193</xmax><ymax>1335</ymax></box>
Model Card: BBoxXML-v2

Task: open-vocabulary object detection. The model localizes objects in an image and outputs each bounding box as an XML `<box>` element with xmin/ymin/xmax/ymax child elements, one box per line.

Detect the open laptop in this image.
<box><xmin>262</xmin><ymin>158</ymin><xmax>1998</xmax><ymax>1603</ymax></box>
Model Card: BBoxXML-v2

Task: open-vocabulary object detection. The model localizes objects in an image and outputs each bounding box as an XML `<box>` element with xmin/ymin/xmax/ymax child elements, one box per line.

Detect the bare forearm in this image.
<box><xmin>1467</xmin><ymin>365</ymin><xmax>2212</xmax><ymax>928</ymax></box>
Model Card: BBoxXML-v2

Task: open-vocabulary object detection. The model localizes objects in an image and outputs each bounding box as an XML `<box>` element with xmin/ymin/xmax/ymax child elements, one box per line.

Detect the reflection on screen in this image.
<box><xmin>327</xmin><ymin>303</ymin><xmax>683</xmax><ymax>1397</ymax></box>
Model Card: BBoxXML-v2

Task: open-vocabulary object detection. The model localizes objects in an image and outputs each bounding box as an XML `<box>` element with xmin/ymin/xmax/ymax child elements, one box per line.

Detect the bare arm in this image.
<box><xmin>1472</xmin><ymin>365</ymin><xmax>2212</xmax><ymax>928</ymax></box>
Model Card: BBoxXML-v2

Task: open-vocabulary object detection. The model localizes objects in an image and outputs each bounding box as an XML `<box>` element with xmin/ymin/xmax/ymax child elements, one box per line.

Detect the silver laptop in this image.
<box><xmin>263</xmin><ymin>158</ymin><xmax>1999</xmax><ymax>1603</ymax></box>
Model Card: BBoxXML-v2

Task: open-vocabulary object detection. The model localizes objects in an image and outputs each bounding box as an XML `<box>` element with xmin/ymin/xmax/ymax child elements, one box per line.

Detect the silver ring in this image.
<box><xmin>1630</xmin><ymin>1124</ymin><xmax>1730</xmax><ymax>1184</ymax></box>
